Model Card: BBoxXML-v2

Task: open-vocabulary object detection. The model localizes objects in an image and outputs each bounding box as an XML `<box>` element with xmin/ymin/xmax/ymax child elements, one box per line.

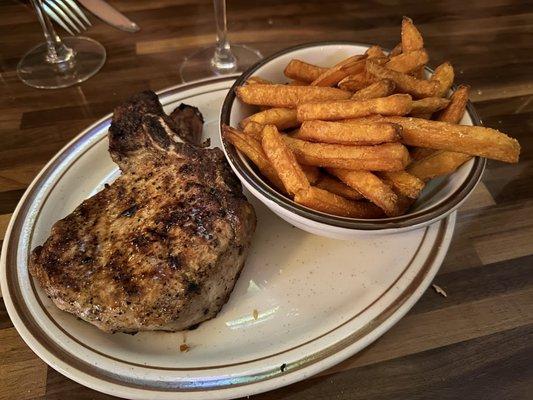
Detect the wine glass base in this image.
<box><xmin>179</xmin><ymin>44</ymin><xmax>262</xmax><ymax>82</ymax></box>
<box><xmin>17</xmin><ymin>37</ymin><xmax>106</xmax><ymax>89</ymax></box>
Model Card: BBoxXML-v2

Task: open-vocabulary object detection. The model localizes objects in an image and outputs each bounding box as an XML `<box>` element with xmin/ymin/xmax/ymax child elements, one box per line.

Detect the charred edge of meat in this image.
<box><xmin>169</xmin><ymin>103</ymin><xmax>206</xmax><ymax>146</ymax></box>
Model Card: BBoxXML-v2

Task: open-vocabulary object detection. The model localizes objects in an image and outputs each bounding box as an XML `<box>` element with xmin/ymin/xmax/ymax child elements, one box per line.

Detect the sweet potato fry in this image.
<box><xmin>410</xmin><ymin>97</ymin><xmax>450</xmax><ymax>114</ymax></box>
<box><xmin>314</xmin><ymin>174</ymin><xmax>363</xmax><ymax>200</ymax></box>
<box><xmin>283</xmin><ymin>137</ymin><xmax>410</xmax><ymax>171</ymax></box>
<box><xmin>431</xmin><ymin>62</ymin><xmax>455</xmax><ymax>97</ymax></box>
<box><xmin>408</xmin><ymin>150</ymin><xmax>473</xmax><ymax>181</ymax></box>
<box><xmin>242</xmin><ymin>121</ymin><xmax>264</xmax><ymax>141</ymax></box>
<box><xmin>390</xmin><ymin>43</ymin><xmax>403</xmax><ymax>57</ymax></box>
<box><xmin>386</xmin><ymin>49</ymin><xmax>429</xmax><ymax>74</ymax></box>
<box><xmin>236</xmin><ymin>84</ymin><xmax>351</xmax><ymax>108</ymax></box>
<box><xmin>366</xmin><ymin>60</ymin><xmax>437</xmax><ymax>98</ymax></box>
<box><xmin>246</xmin><ymin>76</ymin><xmax>273</xmax><ymax>85</ymax></box>
<box><xmin>295</xmin><ymin>120</ymin><xmax>401</xmax><ymax>145</ymax></box>
<box><xmin>377</xmin><ymin>116</ymin><xmax>520</xmax><ymax>163</ymax></box>
<box><xmin>329</xmin><ymin>168</ymin><xmax>403</xmax><ymax>216</ymax></box>
<box><xmin>222</xmin><ymin>125</ymin><xmax>285</xmax><ymax>191</ymax></box>
<box><xmin>297</xmin><ymin>94</ymin><xmax>412</xmax><ymax>121</ymax></box>
<box><xmin>294</xmin><ymin>186</ymin><xmax>383</xmax><ymax>218</ymax></box>
<box><xmin>337</xmin><ymin>48</ymin><xmax>387</xmax><ymax>92</ymax></box>
<box><xmin>301</xmin><ymin>164</ymin><xmax>321</xmax><ymax>184</ymax></box>
<box><xmin>311</xmin><ymin>55</ymin><xmax>367</xmax><ymax>87</ymax></box>
<box><xmin>437</xmin><ymin>84</ymin><xmax>470</xmax><ymax>123</ymax></box>
<box><xmin>261</xmin><ymin>125</ymin><xmax>310</xmax><ymax>196</ymax></box>
<box><xmin>366</xmin><ymin>45</ymin><xmax>387</xmax><ymax>59</ymax></box>
<box><xmin>377</xmin><ymin>170</ymin><xmax>425</xmax><ymax>199</ymax></box>
<box><xmin>412</xmin><ymin>86</ymin><xmax>472</xmax><ymax>176</ymax></box>
<box><xmin>408</xmin><ymin>83</ymin><xmax>471</xmax><ymax>176</ymax></box>
<box><xmin>351</xmin><ymin>79</ymin><xmax>396</xmax><ymax>100</ymax></box>
<box><xmin>241</xmin><ymin>107</ymin><xmax>299</xmax><ymax>130</ymax></box>
<box><xmin>338</xmin><ymin>73</ymin><xmax>375</xmax><ymax>91</ymax></box>
<box><xmin>401</xmin><ymin>17</ymin><xmax>424</xmax><ymax>52</ymax></box>
<box><xmin>283</xmin><ymin>59</ymin><xmax>328</xmax><ymax>83</ymax></box>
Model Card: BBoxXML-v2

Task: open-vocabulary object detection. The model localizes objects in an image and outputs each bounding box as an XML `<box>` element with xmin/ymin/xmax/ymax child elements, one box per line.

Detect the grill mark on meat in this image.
<box><xmin>186</xmin><ymin>280</ymin><xmax>201</xmax><ymax>295</ymax></box>
<box><xmin>168</xmin><ymin>254</ymin><xmax>183</xmax><ymax>270</ymax></box>
<box><xmin>120</xmin><ymin>204</ymin><xmax>138</xmax><ymax>217</ymax></box>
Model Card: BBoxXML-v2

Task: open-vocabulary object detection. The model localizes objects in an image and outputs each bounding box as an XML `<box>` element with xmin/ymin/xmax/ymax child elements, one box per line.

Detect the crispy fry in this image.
<box><xmin>236</xmin><ymin>84</ymin><xmax>351</xmax><ymax>108</ymax></box>
<box><xmin>401</xmin><ymin>17</ymin><xmax>424</xmax><ymax>52</ymax></box>
<box><xmin>365</xmin><ymin>45</ymin><xmax>387</xmax><ymax>59</ymax></box>
<box><xmin>386</xmin><ymin>49</ymin><xmax>429</xmax><ymax>74</ymax></box>
<box><xmin>401</xmin><ymin>17</ymin><xmax>426</xmax><ymax>79</ymax></box>
<box><xmin>410</xmin><ymin>147</ymin><xmax>436</xmax><ymax>161</ymax></box>
<box><xmin>377</xmin><ymin>170</ymin><xmax>425</xmax><ymax>199</ymax></box>
<box><xmin>283</xmin><ymin>137</ymin><xmax>410</xmax><ymax>171</ymax></box>
<box><xmin>338</xmin><ymin>73</ymin><xmax>375</xmax><ymax>91</ymax></box>
<box><xmin>431</xmin><ymin>62</ymin><xmax>455</xmax><ymax>97</ymax></box>
<box><xmin>314</xmin><ymin>174</ymin><xmax>363</xmax><ymax>200</ymax></box>
<box><xmin>366</xmin><ymin>60</ymin><xmax>437</xmax><ymax>98</ymax></box>
<box><xmin>283</xmin><ymin>59</ymin><xmax>328</xmax><ymax>83</ymax></box>
<box><xmin>261</xmin><ymin>125</ymin><xmax>310</xmax><ymax>196</ymax></box>
<box><xmin>311</xmin><ymin>55</ymin><xmax>367</xmax><ymax>87</ymax></box>
<box><xmin>294</xmin><ymin>186</ymin><xmax>383</xmax><ymax>218</ymax></box>
<box><xmin>437</xmin><ymin>84</ymin><xmax>470</xmax><ymax>123</ymax></box>
<box><xmin>297</xmin><ymin>94</ymin><xmax>412</xmax><ymax>121</ymax></box>
<box><xmin>390</xmin><ymin>43</ymin><xmax>402</xmax><ymax>57</ymax></box>
<box><xmin>222</xmin><ymin>125</ymin><xmax>285</xmax><ymax>191</ymax></box>
<box><xmin>408</xmin><ymin>150</ymin><xmax>473</xmax><ymax>181</ymax></box>
<box><xmin>337</xmin><ymin>48</ymin><xmax>388</xmax><ymax>92</ymax></box>
<box><xmin>410</xmin><ymin>97</ymin><xmax>450</xmax><ymax>114</ymax></box>
<box><xmin>301</xmin><ymin>164</ymin><xmax>321</xmax><ymax>184</ymax></box>
<box><xmin>376</xmin><ymin>116</ymin><xmax>520</xmax><ymax>163</ymax></box>
<box><xmin>413</xmin><ymin>86</ymin><xmax>472</xmax><ymax>177</ymax></box>
<box><xmin>351</xmin><ymin>79</ymin><xmax>396</xmax><ymax>100</ymax></box>
<box><xmin>241</xmin><ymin>108</ymin><xmax>299</xmax><ymax>130</ymax></box>
<box><xmin>329</xmin><ymin>169</ymin><xmax>403</xmax><ymax>216</ymax></box>
<box><xmin>242</xmin><ymin>121</ymin><xmax>264</xmax><ymax>141</ymax></box>
<box><xmin>246</xmin><ymin>76</ymin><xmax>273</xmax><ymax>85</ymax></box>
<box><xmin>295</xmin><ymin>120</ymin><xmax>401</xmax><ymax>145</ymax></box>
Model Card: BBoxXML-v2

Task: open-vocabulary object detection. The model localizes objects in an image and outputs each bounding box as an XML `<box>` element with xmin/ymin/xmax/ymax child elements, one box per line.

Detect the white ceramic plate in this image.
<box><xmin>221</xmin><ymin>43</ymin><xmax>485</xmax><ymax>238</ymax></box>
<box><xmin>1</xmin><ymin>76</ymin><xmax>456</xmax><ymax>400</ymax></box>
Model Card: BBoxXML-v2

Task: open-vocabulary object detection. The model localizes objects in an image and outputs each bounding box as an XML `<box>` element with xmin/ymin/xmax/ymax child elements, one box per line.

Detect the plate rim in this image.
<box><xmin>1</xmin><ymin>75</ymin><xmax>456</xmax><ymax>399</ymax></box>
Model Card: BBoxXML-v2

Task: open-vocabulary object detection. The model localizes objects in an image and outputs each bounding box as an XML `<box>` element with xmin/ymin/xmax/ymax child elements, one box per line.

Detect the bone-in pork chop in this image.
<box><xmin>29</xmin><ymin>91</ymin><xmax>256</xmax><ymax>333</ymax></box>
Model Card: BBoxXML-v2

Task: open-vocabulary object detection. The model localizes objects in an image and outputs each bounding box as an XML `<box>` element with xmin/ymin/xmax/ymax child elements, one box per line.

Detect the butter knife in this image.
<box><xmin>77</xmin><ymin>0</ymin><xmax>140</xmax><ymax>32</ymax></box>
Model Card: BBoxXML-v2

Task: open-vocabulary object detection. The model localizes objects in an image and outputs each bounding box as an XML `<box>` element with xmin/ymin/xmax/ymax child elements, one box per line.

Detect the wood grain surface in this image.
<box><xmin>1</xmin><ymin>0</ymin><xmax>532</xmax><ymax>399</ymax></box>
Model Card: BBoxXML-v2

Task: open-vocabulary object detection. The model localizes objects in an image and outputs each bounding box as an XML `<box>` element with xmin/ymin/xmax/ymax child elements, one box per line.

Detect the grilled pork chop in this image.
<box><xmin>29</xmin><ymin>91</ymin><xmax>256</xmax><ymax>333</ymax></box>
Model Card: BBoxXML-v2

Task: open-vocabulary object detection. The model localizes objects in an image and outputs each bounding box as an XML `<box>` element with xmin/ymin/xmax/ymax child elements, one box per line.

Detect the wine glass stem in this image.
<box><xmin>31</xmin><ymin>0</ymin><xmax>75</xmax><ymax>65</ymax></box>
<box><xmin>211</xmin><ymin>0</ymin><xmax>237</xmax><ymax>73</ymax></box>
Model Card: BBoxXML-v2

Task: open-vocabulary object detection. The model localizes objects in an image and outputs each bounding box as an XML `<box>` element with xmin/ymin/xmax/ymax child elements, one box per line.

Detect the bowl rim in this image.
<box><xmin>220</xmin><ymin>41</ymin><xmax>486</xmax><ymax>231</ymax></box>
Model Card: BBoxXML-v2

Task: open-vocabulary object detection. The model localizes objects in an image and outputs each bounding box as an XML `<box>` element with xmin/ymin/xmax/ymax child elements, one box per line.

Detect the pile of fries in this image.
<box><xmin>223</xmin><ymin>17</ymin><xmax>520</xmax><ymax>219</ymax></box>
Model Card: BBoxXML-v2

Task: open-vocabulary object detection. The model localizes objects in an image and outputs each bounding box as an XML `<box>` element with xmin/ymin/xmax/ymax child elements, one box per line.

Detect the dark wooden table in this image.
<box><xmin>1</xmin><ymin>1</ymin><xmax>532</xmax><ymax>399</ymax></box>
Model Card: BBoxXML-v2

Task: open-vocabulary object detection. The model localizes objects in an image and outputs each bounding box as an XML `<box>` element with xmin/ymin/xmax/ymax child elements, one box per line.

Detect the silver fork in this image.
<box><xmin>42</xmin><ymin>0</ymin><xmax>91</xmax><ymax>35</ymax></box>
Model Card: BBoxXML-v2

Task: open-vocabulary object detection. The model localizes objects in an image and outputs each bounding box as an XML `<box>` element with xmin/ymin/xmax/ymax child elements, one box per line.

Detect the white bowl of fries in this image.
<box><xmin>220</xmin><ymin>21</ymin><xmax>520</xmax><ymax>238</ymax></box>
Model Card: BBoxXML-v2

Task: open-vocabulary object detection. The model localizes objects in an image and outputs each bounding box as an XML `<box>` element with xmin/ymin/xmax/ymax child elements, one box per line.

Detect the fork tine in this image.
<box><xmin>44</xmin><ymin>0</ymin><xmax>81</xmax><ymax>33</ymax></box>
<box><xmin>50</xmin><ymin>0</ymin><xmax>86</xmax><ymax>30</ymax></box>
<box><xmin>63</xmin><ymin>0</ymin><xmax>92</xmax><ymax>26</ymax></box>
<box><xmin>42</xmin><ymin>2</ymin><xmax>76</xmax><ymax>35</ymax></box>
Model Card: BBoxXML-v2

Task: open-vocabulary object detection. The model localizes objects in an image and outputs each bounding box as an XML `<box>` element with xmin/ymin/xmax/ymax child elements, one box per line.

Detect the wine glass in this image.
<box><xmin>17</xmin><ymin>0</ymin><xmax>106</xmax><ymax>89</ymax></box>
<box><xmin>179</xmin><ymin>0</ymin><xmax>262</xmax><ymax>82</ymax></box>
